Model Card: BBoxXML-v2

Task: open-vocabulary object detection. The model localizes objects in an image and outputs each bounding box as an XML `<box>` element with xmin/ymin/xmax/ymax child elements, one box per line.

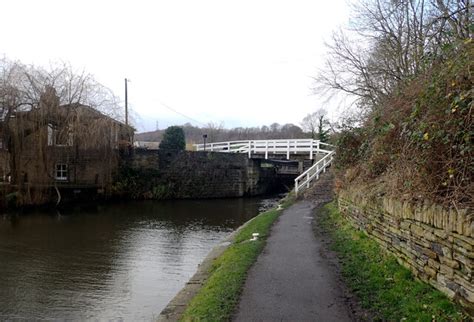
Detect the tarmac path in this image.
<box><xmin>233</xmin><ymin>176</ymin><xmax>355</xmax><ymax>322</ymax></box>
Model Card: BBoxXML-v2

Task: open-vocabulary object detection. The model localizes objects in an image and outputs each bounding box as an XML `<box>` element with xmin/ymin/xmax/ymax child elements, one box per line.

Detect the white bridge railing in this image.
<box><xmin>194</xmin><ymin>139</ymin><xmax>333</xmax><ymax>160</ymax></box>
<box><xmin>294</xmin><ymin>150</ymin><xmax>335</xmax><ymax>197</ymax></box>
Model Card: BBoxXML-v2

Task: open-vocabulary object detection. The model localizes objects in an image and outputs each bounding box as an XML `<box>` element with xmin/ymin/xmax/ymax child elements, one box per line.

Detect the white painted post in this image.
<box><xmin>248</xmin><ymin>140</ymin><xmax>252</xmax><ymax>158</ymax></box>
<box><xmin>227</xmin><ymin>142</ymin><xmax>230</xmax><ymax>152</ymax></box>
<box><xmin>287</xmin><ymin>140</ymin><xmax>290</xmax><ymax>159</ymax></box>
<box><xmin>295</xmin><ymin>179</ymin><xmax>299</xmax><ymax>196</ymax></box>
<box><xmin>265</xmin><ymin>141</ymin><xmax>268</xmax><ymax>159</ymax></box>
<box><xmin>316</xmin><ymin>165</ymin><xmax>320</xmax><ymax>180</ymax></box>
<box><xmin>211</xmin><ymin>143</ymin><xmax>214</xmax><ymax>152</ymax></box>
<box><xmin>306</xmin><ymin>172</ymin><xmax>310</xmax><ymax>188</ymax></box>
<box><xmin>323</xmin><ymin>158</ymin><xmax>327</xmax><ymax>173</ymax></box>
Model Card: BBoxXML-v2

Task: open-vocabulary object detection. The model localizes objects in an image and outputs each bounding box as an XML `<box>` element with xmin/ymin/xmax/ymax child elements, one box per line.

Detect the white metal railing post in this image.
<box><xmin>287</xmin><ymin>140</ymin><xmax>290</xmax><ymax>159</ymax></box>
<box><xmin>310</xmin><ymin>140</ymin><xmax>313</xmax><ymax>160</ymax></box>
<box><xmin>294</xmin><ymin>151</ymin><xmax>333</xmax><ymax>196</ymax></box>
<box><xmin>248</xmin><ymin>140</ymin><xmax>251</xmax><ymax>158</ymax></box>
<box><xmin>227</xmin><ymin>142</ymin><xmax>230</xmax><ymax>152</ymax></box>
<box><xmin>265</xmin><ymin>141</ymin><xmax>268</xmax><ymax>159</ymax></box>
<box><xmin>211</xmin><ymin>143</ymin><xmax>214</xmax><ymax>152</ymax></box>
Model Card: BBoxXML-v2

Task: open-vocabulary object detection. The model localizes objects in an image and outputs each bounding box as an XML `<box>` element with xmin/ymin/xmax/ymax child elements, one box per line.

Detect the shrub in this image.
<box><xmin>159</xmin><ymin>126</ymin><xmax>185</xmax><ymax>151</ymax></box>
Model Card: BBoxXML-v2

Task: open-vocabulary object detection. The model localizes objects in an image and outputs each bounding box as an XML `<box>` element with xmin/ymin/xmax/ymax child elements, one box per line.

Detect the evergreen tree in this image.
<box><xmin>317</xmin><ymin>115</ymin><xmax>330</xmax><ymax>142</ymax></box>
<box><xmin>159</xmin><ymin>126</ymin><xmax>185</xmax><ymax>151</ymax></box>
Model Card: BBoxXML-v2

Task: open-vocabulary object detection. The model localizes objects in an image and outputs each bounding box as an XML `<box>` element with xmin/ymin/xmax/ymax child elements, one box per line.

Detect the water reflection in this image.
<box><xmin>0</xmin><ymin>197</ymin><xmax>271</xmax><ymax>320</ymax></box>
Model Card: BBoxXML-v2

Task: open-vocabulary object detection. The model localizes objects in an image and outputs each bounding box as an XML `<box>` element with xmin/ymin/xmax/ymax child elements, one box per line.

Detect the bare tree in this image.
<box><xmin>301</xmin><ymin>109</ymin><xmax>329</xmax><ymax>139</ymax></box>
<box><xmin>204</xmin><ymin>121</ymin><xmax>225</xmax><ymax>142</ymax></box>
<box><xmin>0</xmin><ymin>57</ymin><xmax>129</xmax><ymax>205</ymax></box>
<box><xmin>316</xmin><ymin>0</ymin><xmax>473</xmax><ymax>111</ymax></box>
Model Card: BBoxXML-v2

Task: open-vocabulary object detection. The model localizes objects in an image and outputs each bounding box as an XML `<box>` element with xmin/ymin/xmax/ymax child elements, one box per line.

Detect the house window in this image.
<box><xmin>48</xmin><ymin>124</ymin><xmax>53</xmax><ymax>146</ymax></box>
<box><xmin>55</xmin><ymin>163</ymin><xmax>68</xmax><ymax>181</ymax></box>
<box><xmin>55</xmin><ymin>128</ymin><xmax>73</xmax><ymax>146</ymax></box>
<box><xmin>48</xmin><ymin>123</ymin><xmax>73</xmax><ymax>146</ymax></box>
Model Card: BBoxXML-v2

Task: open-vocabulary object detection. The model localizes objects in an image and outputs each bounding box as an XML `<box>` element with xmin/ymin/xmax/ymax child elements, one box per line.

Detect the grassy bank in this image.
<box><xmin>320</xmin><ymin>202</ymin><xmax>467</xmax><ymax>321</ymax></box>
<box><xmin>180</xmin><ymin>195</ymin><xmax>294</xmax><ymax>321</ymax></box>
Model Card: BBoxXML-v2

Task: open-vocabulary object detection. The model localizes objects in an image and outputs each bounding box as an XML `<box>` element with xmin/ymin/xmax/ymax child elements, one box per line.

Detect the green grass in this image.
<box><xmin>320</xmin><ymin>202</ymin><xmax>468</xmax><ymax>321</ymax></box>
<box><xmin>180</xmin><ymin>194</ymin><xmax>294</xmax><ymax>321</ymax></box>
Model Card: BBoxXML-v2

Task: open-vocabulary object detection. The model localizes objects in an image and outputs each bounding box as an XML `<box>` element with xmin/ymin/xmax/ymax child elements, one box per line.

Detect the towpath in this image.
<box><xmin>233</xmin><ymin>174</ymin><xmax>356</xmax><ymax>322</ymax></box>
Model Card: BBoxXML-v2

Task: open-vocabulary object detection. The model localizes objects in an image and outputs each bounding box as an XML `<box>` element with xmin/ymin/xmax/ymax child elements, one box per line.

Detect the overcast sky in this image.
<box><xmin>1</xmin><ymin>0</ymin><xmax>351</xmax><ymax>132</ymax></box>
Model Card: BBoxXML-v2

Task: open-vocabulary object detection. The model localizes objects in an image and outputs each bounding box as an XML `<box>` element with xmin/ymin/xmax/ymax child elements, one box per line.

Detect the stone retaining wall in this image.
<box><xmin>338</xmin><ymin>188</ymin><xmax>473</xmax><ymax>312</ymax></box>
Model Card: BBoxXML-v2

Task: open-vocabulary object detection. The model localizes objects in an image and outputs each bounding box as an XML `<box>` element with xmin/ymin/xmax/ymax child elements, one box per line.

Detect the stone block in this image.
<box><xmin>387</xmin><ymin>225</ymin><xmax>401</xmax><ymax>236</ymax></box>
<box><xmin>391</xmin><ymin>236</ymin><xmax>401</xmax><ymax>247</ymax></box>
<box><xmin>453</xmin><ymin>233</ymin><xmax>473</xmax><ymax>251</ymax></box>
<box><xmin>411</xmin><ymin>235</ymin><xmax>431</xmax><ymax>248</ymax></box>
<box><xmin>459</xmin><ymin>294</ymin><xmax>474</xmax><ymax>315</ymax></box>
<box><xmin>434</xmin><ymin>211</ymin><xmax>444</xmax><ymax>230</ymax></box>
<box><xmin>400</xmin><ymin>246</ymin><xmax>414</xmax><ymax>259</ymax></box>
<box><xmin>453</xmin><ymin>243</ymin><xmax>474</xmax><ymax>260</ymax></box>
<box><xmin>422</xmin><ymin>248</ymin><xmax>438</xmax><ymax>259</ymax></box>
<box><xmin>424</xmin><ymin>265</ymin><xmax>437</xmax><ymax>278</ymax></box>
<box><xmin>436</xmin><ymin>275</ymin><xmax>456</xmax><ymax>298</ymax></box>
<box><xmin>428</xmin><ymin>258</ymin><xmax>440</xmax><ymax>269</ymax></box>
<box><xmin>454</xmin><ymin>274</ymin><xmax>474</xmax><ymax>292</ymax></box>
<box><xmin>433</xmin><ymin>227</ymin><xmax>448</xmax><ymax>239</ymax></box>
<box><xmin>439</xmin><ymin>263</ymin><xmax>455</xmax><ymax>278</ymax></box>
<box><xmin>410</xmin><ymin>224</ymin><xmax>425</xmax><ymax>237</ymax></box>
<box><xmin>456</xmin><ymin>219</ymin><xmax>465</xmax><ymax>236</ymax></box>
<box><xmin>440</xmin><ymin>257</ymin><xmax>460</xmax><ymax>269</ymax></box>
<box><xmin>453</xmin><ymin>252</ymin><xmax>473</xmax><ymax>269</ymax></box>
<box><xmin>441</xmin><ymin>246</ymin><xmax>453</xmax><ymax>259</ymax></box>
<box><xmin>431</xmin><ymin>242</ymin><xmax>444</xmax><ymax>256</ymax></box>
<box><xmin>400</xmin><ymin>221</ymin><xmax>411</xmax><ymax>230</ymax></box>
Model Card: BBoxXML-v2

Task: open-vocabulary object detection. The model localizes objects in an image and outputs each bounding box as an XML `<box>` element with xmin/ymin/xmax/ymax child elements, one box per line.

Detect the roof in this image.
<box><xmin>9</xmin><ymin>103</ymin><xmax>134</xmax><ymax>132</ymax></box>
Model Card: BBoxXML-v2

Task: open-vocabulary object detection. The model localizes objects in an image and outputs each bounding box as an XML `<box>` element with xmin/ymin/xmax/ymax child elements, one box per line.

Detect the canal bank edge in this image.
<box><xmin>157</xmin><ymin>193</ymin><xmax>295</xmax><ymax>321</ymax></box>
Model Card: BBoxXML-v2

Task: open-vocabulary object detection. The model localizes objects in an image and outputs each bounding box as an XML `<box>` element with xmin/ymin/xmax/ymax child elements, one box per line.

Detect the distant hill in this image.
<box><xmin>135</xmin><ymin>130</ymin><xmax>164</xmax><ymax>142</ymax></box>
<box><xmin>135</xmin><ymin>122</ymin><xmax>309</xmax><ymax>143</ymax></box>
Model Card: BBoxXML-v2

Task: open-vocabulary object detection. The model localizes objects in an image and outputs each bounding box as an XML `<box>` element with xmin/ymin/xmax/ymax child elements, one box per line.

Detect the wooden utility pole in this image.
<box><xmin>125</xmin><ymin>78</ymin><xmax>128</xmax><ymax>126</ymax></box>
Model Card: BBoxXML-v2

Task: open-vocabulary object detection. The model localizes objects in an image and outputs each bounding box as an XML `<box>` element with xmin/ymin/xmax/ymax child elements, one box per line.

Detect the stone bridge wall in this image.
<box><xmin>338</xmin><ymin>188</ymin><xmax>473</xmax><ymax>312</ymax></box>
<box><xmin>123</xmin><ymin>150</ymin><xmax>290</xmax><ymax>199</ymax></box>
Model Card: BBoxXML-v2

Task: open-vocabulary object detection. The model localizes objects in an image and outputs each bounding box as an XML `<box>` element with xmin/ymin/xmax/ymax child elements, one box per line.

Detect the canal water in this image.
<box><xmin>0</xmin><ymin>197</ymin><xmax>278</xmax><ymax>320</ymax></box>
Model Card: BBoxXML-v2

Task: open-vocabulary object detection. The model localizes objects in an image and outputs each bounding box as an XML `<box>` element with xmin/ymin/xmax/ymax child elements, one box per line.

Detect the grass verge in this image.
<box><xmin>180</xmin><ymin>194</ymin><xmax>294</xmax><ymax>321</ymax></box>
<box><xmin>320</xmin><ymin>202</ymin><xmax>468</xmax><ymax>321</ymax></box>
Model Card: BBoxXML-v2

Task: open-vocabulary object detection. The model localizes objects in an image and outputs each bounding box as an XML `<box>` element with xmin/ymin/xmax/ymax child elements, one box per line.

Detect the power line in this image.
<box><xmin>157</xmin><ymin>100</ymin><xmax>206</xmax><ymax>126</ymax></box>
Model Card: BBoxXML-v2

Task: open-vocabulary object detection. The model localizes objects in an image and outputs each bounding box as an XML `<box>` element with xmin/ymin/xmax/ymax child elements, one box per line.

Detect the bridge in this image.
<box><xmin>194</xmin><ymin>139</ymin><xmax>335</xmax><ymax>196</ymax></box>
